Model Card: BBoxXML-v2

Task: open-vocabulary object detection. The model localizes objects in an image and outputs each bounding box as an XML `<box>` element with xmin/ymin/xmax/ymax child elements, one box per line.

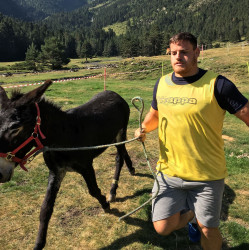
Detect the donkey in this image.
<box><xmin>0</xmin><ymin>80</ymin><xmax>135</xmax><ymax>250</ymax></box>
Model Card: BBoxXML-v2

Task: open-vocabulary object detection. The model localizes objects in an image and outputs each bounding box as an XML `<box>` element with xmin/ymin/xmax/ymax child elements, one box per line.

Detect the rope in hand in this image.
<box><xmin>118</xmin><ymin>97</ymin><xmax>159</xmax><ymax>221</ymax></box>
<box><xmin>42</xmin><ymin>96</ymin><xmax>160</xmax><ymax>221</ymax></box>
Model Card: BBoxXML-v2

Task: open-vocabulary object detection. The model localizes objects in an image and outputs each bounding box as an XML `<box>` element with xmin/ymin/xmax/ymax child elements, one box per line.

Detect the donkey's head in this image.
<box><xmin>0</xmin><ymin>80</ymin><xmax>52</xmax><ymax>183</ymax></box>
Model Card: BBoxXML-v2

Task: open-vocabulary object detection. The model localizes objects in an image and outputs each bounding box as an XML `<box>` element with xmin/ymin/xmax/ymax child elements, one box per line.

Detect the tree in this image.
<box><xmin>25</xmin><ymin>42</ymin><xmax>39</xmax><ymax>70</ymax></box>
<box><xmin>39</xmin><ymin>37</ymin><xmax>70</xmax><ymax>69</ymax></box>
<box><xmin>229</xmin><ymin>28</ymin><xmax>241</xmax><ymax>43</ymax></box>
<box><xmin>162</xmin><ymin>32</ymin><xmax>171</xmax><ymax>53</ymax></box>
<box><xmin>103</xmin><ymin>39</ymin><xmax>118</xmax><ymax>57</ymax></box>
<box><xmin>148</xmin><ymin>25</ymin><xmax>163</xmax><ymax>56</ymax></box>
<box><xmin>0</xmin><ymin>20</ymin><xmax>16</xmax><ymax>61</ymax></box>
<box><xmin>81</xmin><ymin>41</ymin><xmax>93</xmax><ymax>62</ymax></box>
<box><xmin>120</xmin><ymin>36</ymin><xmax>140</xmax><ymax>57</ymax></box>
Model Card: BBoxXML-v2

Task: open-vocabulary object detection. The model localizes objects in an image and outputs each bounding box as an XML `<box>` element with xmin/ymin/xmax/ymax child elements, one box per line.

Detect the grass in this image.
<box><xmin>0</xmin><ymin>44</ymin><xmax>248</xmax><ymax>249</ymax></box>
<box><xmin>103</xmin><ymin>21</ymin><xmax>128</xmax><ymax>36</ymax></box>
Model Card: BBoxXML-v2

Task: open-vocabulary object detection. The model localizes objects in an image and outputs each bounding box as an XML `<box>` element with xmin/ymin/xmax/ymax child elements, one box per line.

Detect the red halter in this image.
<box><xmin>0</xmin><ymin>103</ymin><xmax>46</xmax><ymax>171</ymax></box>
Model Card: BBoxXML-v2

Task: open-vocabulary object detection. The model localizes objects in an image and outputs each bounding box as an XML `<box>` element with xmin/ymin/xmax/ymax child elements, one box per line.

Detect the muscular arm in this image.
<box><xmin>234</xmin><ymin>102</ymin><xmax>249</xmax><ymax>126</ymax></box>
<box><xmin>135</xmin><ymin>107</ymin><xmax>159</xmax><ymax>142</ymax></box>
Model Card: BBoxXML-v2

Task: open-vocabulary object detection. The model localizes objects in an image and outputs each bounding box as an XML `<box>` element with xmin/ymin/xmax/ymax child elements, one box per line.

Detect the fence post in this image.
<box><xmin>104</xmin><ymin>67</ymin><xmax>106</xmax><ymax>90</ymax></box>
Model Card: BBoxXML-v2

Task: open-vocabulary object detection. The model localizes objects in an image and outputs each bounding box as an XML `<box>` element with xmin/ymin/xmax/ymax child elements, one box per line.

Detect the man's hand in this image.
<box><xmin>135</xmin><ymin>128</ymin><xmax>147</xmax><ymax>142</ymax></box>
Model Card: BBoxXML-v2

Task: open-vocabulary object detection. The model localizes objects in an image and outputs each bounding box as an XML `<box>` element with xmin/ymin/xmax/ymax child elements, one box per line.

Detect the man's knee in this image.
<box><xmin>153</xmin><ymin>221</ymin><xmax>175</xmax><ymax>236</ymax></box>
<box><xmin>153</xmin><ymin>215</ymin><xmax>180</xmax><ymax>236</ymax></box>
<box><xmin>198</xmin><ymin>221</ymin><xmax>222</xmax><ymax>240</ymax></box>
<box><xmin>201</xmin><ymin>226</ymin><xmax>221</xmax><ymax>237</ymax></box>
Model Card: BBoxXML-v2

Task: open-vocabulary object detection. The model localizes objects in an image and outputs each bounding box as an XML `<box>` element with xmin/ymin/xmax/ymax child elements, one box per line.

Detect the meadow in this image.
<box><xmin>0</xmin><ymin>43</ymin><xmax>248</xmax><ymax>249</ymax></box>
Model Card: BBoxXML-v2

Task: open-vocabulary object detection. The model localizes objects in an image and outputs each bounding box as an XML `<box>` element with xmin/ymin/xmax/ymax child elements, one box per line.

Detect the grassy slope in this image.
<box><xmin>0</xmin><ymin>44</ymin><xmax>248</xmax><ymax>249</ymax></box>
<box><xmin>103</xmin><ymin>21</ymin><xmax>127</xmax><ymax>36</ymax></box>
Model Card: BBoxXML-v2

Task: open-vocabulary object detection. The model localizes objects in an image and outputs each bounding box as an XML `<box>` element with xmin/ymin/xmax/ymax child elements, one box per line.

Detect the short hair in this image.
<box><xmin>169</xmin><ymin>32</ymin><xmax>197</xmax><ymax>50</ymax></box>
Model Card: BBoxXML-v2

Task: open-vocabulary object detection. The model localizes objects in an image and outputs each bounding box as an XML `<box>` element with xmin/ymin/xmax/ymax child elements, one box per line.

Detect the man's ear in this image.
<box><xmin>195</xmin><ymin>47</ymin><xmax>200</xmax><ymax>58</ymax></box>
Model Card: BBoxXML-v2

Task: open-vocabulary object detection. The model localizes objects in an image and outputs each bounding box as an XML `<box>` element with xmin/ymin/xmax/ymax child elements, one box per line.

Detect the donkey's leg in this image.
<box><xmin>121</xmin><ymin>144</ymin><xmax>134</xmax><ymax>175</ymax></box>
<box><xmin>34</xmin><ymin>169</ymin><xmax>66</xmax><ymax>250</ymax></box>
<box><xmin>117</xmin><ymin>128</ymin><xmax>134</xmax><ymax>175</ymax></box>
<box><xmin>108</xmin><ymin>144</ymin><xmax>134</xmax><ymax>202</ymax></box>
<box><xmin>108</xmin><ymin>146</ymin><xmax>124</xmax><ymax>202</ymax></box>
<box><xmin>80</xmin><ymin>163</ymin><xmax>110</xmax><ymax>210</ymax></box>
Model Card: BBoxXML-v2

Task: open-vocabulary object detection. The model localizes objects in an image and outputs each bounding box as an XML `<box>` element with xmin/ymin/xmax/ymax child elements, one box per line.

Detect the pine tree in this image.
<box><xmin>25</xmin><ymin>42</ymin><xmax>39</xmax><ymax>70</ymax></box>
<box><xmin>120</xmin><ymin>35</ymin><xmax>140</xmax><ymax>58</ymax></box>
<box><xmin>103</xmin><ymin>39</ymin><xmax>118</xmax><ymax>57</ymax></box>
<box><xmin>39</xmin><ymin>37</ymin><xmax>70</xmax><ymax>69</ymax></box>
<box><xmin>81</xmin><ymin>41</ymin><xmax>93</xmax><ymax>62</ymax></box>
<box><xmin>0</xmin><ymin>20</ymin><xmax>16</xmax><ymax>61</ymax></box>
<box><xmin>229</xmin><ymin>28</ymin><xmax>241</xmax><ymax>43</ymax></box>
<box><xmin>149</xmin><ymin>25</ymin><xmax>163</xmax><ymax>56</ymax></box>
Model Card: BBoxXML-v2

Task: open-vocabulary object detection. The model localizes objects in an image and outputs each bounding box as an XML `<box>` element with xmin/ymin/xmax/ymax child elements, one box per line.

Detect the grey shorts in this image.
<box><xmin>152</xmin><ymin>172</ymin><xmax>225</xmax><ymax>227</ymax></box>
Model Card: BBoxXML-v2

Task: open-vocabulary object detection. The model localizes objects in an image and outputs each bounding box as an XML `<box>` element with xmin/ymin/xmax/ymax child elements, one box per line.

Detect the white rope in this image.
<box><xmin>119</xmin><ymin>97</ymin><xmax>159</xmax><ymax>221</ymax></box>
<box><xmin>43</xmin><ymin>137</ymin><xmax>139</xmax><ymax>152</ymax></box>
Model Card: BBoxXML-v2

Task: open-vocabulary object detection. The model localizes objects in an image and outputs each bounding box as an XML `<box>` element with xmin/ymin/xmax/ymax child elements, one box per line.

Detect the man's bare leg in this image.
<box><xmin>197</xmin><ymin>220</ymin><xmax>222</xmax><ymax>250</ymax></box>
<box><xmin>153</xmin><ymin>210</ymin><xmax>195</xmax><ymax>235</ymax></box>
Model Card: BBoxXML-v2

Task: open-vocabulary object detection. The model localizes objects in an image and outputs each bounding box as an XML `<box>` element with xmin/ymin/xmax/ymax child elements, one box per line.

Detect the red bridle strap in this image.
<box><xmin>0</xmin><ymin>103</ymin><xmax>46</xmax><ymax>172</ymax></box>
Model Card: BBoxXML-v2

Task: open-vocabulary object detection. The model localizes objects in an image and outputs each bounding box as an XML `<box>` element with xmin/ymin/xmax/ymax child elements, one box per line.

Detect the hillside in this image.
<box><xmin>0</xmin><ymin>0</ymin><xmax>90</xmax><ymax>20</ymax></box>
<box><xmin>0</xmin><ymin>0</ymin><xmax>248</xmax><ymax>62</ymax></box>
<box><xmin>44</xmin><ymin>0</ymin><xmax>248</xmax><ymax>42</ymax></box>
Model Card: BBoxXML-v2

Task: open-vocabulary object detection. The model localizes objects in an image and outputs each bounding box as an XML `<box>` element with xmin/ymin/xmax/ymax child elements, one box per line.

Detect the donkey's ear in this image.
<box><xmin>0</xmin><ymin>86</ymin><xmax>9</xmax><ymax>108</ymax></box>
<box><xmin>15</xmin><ymin>80</ymin><xmax>53</xmax><ymax>106</ymax></box>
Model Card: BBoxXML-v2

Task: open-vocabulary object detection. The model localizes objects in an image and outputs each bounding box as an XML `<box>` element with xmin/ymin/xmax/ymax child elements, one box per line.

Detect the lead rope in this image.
<box><xmin>118</xmin><ymin>97</ymin><xmax>160</xmax><ymax>221</ymax></box>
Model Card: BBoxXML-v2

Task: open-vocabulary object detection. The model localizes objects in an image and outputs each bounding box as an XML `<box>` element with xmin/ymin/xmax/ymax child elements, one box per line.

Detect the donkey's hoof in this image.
<box><xmin>108</xmin><ymin>194</ymin><xmax>116</xmax><ymax>202</ymax></box>
<box><xmin>34</xmin><ymin>243</ymin><xmax>44</xmax><ymax>250</ymax></box>
<box><xmin>129</xmin><ymin>168</ymin><xmax>135</xmax><ymax>176</ymax></box>
<box><xmin>102</xmin><ymin>201</ymin><xmax>110</xmax><ymax>211</ymax></box>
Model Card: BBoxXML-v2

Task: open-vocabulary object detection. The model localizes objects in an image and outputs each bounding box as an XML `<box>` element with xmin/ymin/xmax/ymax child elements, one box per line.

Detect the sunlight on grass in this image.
<box><xmin>0</xmin><ymin>44</ymin><xmax>248</xmax><ymax>249</ymax></box>
<box><xmin>103</xmin><ymin>21</ymin><xmax>128</xmax><ymax>36</ymax></box>
<box><xmin>220</xmin><ymin>222</ymin><xmax>249</xmax><ymax>247</ymax></box>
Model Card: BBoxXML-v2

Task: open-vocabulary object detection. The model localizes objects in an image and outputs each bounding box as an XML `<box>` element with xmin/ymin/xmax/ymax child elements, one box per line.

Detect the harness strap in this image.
<box><xmin>0</xmin><ymin>103</ymin><xmax>46</xmax><ymax>172</ymax></box>
<box><xmin>35</xmin><ymin>103</ymin><xmax>46</xmax><ymax>139</ymax></box>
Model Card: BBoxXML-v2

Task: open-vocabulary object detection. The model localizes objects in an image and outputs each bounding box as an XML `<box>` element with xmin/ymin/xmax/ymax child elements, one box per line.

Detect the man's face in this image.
<box><xmin>170</xmin><ymin>40</ymin><xmax>200</xmax><ymax>77</ymax></box>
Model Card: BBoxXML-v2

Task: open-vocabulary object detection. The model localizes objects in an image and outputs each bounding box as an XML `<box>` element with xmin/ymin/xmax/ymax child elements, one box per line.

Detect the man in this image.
<box><xmin>135</xmin><ymin>32</ymin><xmax>249</xmax><ymax>250</ymax></box>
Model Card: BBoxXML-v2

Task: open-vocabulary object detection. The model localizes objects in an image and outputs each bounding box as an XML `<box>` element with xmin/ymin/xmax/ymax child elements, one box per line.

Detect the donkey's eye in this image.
<box><xmin>10</xmin><ymin>127</ymin><xmax>23</xmax><ymax>137</ymax></box>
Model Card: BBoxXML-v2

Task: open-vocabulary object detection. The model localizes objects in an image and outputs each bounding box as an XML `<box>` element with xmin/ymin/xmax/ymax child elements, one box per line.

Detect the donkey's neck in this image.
<box><xmin>38</xmin><ymin>102</ymin><xmax>75</xmax><ymax>146</ymax></box>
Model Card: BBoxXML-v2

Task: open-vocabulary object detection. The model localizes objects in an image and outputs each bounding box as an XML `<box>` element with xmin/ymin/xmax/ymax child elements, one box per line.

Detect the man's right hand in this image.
<box><xmin>135</xmin><ymin>128</ymin><xmax>146</xmax><ymax>142</ymax></box>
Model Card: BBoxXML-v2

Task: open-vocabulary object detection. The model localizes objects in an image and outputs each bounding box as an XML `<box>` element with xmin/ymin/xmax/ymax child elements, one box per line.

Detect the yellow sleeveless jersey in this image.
<box><xmin>156</xmin><ymin>71</ymin><xmax>227</xmax><ymax>181</ymax></box>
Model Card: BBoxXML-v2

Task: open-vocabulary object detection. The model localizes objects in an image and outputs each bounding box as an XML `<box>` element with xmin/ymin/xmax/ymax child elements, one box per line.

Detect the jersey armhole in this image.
<box><xmin>151</xmin><ymin>78</ymin><xmax>160</xmax><ymax>110</ymax></box>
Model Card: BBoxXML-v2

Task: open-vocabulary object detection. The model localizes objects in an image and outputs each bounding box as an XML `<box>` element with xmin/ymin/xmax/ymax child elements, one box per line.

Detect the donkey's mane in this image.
<box><xmin>10</xmin><ymin>89</ymin><xmax>24</xmax><ymax>102</ymax></box>
<box><xmin>10</xmin><ymin>89</ymin><xmax>62</xmax><ymax>112</ymax></box>
<box><xmin>39</xmin><ymin>97</ymin><xmax>63</xmax><ymax>112</ymax></box>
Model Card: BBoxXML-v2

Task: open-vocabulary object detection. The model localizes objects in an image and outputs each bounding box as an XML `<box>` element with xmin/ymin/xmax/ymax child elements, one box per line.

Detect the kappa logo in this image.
<box><xmin>158</xmin><ymin>96</ymin><xmax>197</xmax><ymax>105</ymax></box>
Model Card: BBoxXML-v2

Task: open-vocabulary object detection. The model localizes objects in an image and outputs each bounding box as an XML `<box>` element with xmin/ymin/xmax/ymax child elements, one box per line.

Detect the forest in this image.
<box><xmin>0</xmin><ymin>0</ymin><xmax>248</xmax><ymax>63</ymax></box>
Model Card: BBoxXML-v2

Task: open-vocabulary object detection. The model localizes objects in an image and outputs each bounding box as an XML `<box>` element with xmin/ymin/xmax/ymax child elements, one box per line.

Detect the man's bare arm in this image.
<box><xmin>135</xmin><ymin>107</ymin><xmax>159</xmax><ymax>142</ymax></box>
<box><xmin>234</xmin><ymin>102</ymin><xmax>249</xmax><ymax>126</ymax></box>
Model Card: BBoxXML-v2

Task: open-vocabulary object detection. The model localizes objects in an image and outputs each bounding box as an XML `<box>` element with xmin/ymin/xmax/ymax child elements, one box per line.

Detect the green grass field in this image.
<box><xmin>0</xmin><ymin>44</ymin><xmax>248</xmax><ymax>249</ymax></box>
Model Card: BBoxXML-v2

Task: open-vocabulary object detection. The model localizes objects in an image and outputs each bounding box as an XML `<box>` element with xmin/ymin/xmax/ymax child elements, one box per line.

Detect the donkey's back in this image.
<box><xmin>66</xmin><ymin>90</ymin><xmax>130</xmax><ymax>147</ymax></box>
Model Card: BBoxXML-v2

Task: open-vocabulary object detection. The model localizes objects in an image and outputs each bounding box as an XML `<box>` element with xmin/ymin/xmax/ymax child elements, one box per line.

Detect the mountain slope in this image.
<box><xmin>0</xmin><ymin>0</ymin><xmax>248</xmax><ymax>40</ymax></box>
<box><xmin>0</xmin><ymin>0</ymin><xmax>248</xmax><ymax>62</ymax></box>
<box><xmin>0</xmin><ymin>0</ymin><xmax>90</xmax><ymax>20</ymax></box>
<box><xmin>43</xmin><ymin>0</ymin><xmax>248</xmax><ymax>43</ymax></box>
<box><xmin>0</xmin><ymin>0</ymin><xmax>44</xmax><ymax>20</ymax></box>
